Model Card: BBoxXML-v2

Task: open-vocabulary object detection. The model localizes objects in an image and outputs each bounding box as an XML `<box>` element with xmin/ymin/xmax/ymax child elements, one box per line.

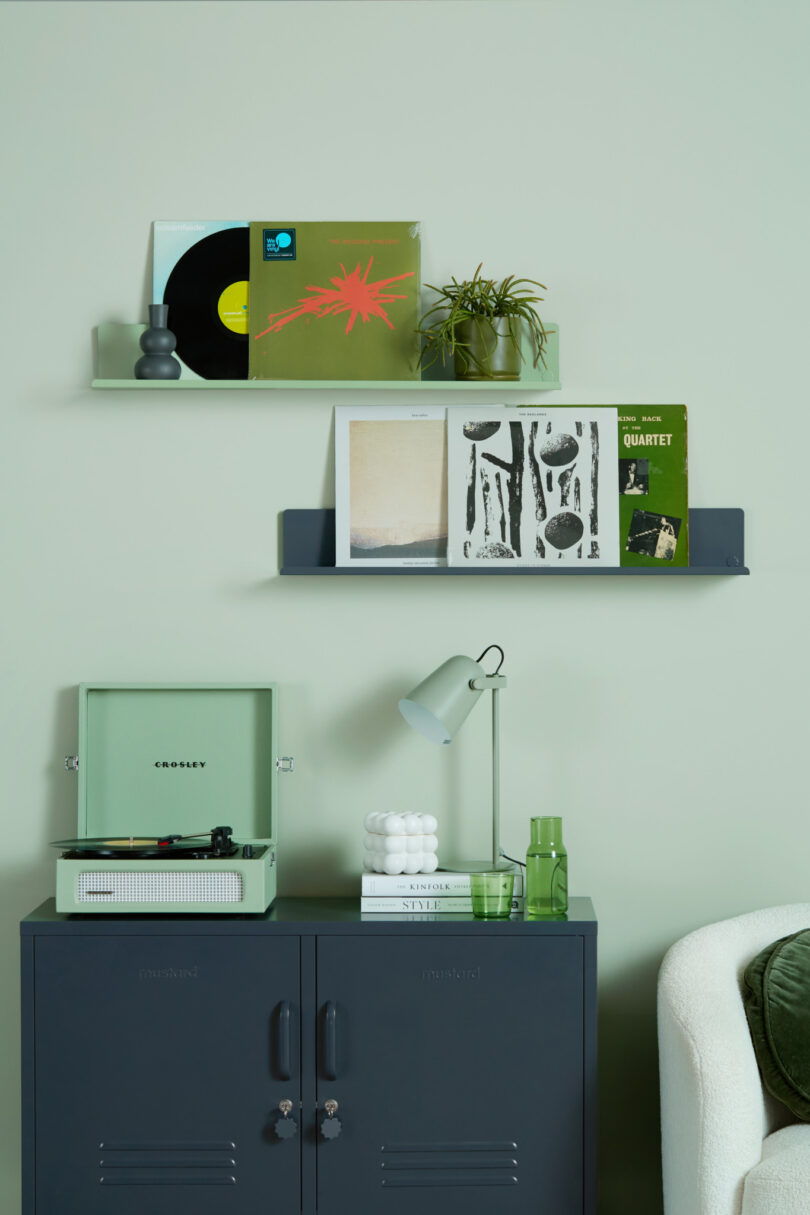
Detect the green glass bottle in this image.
<box><xmin>526</xmin><ymin>816</ymin><xmax>568</xmax><ymax>916</ymax></box>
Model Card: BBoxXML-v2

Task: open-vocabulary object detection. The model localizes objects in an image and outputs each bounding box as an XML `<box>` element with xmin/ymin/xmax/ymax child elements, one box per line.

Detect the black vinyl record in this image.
<box><xmin>51</xmin><ymin>836</ymin><xmax>209</xmax><ymax>857</ymax></box>
<box><xmin>163</xmin><ymin>227</ymin><xmax>249</xmax><ymax>379</ymax></box>
<box><xmin>50</xmin><ymin>836</ymin><xmax>239</xmax><ymax>860</ymax></box>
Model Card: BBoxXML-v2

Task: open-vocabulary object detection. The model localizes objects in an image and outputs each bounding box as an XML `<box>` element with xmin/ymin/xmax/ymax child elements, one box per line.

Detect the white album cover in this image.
<box><xmin>447</xmin><ymin>407</ymin><xmax>619</xmax><ymax>566</ymax></box>
<box><xmin>334</xmin><ymin>405</ymin><xmax>448</xmax><ymax>567</ymax></box>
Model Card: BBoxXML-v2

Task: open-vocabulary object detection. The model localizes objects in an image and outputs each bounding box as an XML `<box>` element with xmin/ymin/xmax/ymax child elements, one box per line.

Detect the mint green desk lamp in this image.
<box><xmin>398</xmin><ymin>644</ymin><xmax>508</xmax><ymax>873</ymax></box>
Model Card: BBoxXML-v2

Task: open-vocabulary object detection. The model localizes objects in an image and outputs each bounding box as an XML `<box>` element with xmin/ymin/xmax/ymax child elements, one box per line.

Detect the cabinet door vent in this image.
<box><xmin>379</xmin><ymin>1142</ymin><xmax>518</xmax><ymax>1188</ymax></box>
<box><xmin>98</xmin><ymin>1142</ymin><xmax>237</xmax><ymax>1186</ymax></box>
<box><xmin>77</xmin><ymin>871</ymin><xmax>243</xmax><ymax>903</ymax></box>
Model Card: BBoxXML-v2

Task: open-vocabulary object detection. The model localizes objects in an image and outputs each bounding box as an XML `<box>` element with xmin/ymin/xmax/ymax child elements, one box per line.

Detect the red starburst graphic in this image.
<box><xmin>253</xmin><ymin>257</ymin><xmax>414</xmax><ymax>340</ymax></box>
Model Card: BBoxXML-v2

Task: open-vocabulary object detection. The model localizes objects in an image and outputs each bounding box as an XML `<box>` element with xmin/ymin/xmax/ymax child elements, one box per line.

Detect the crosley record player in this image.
<box><xmin>57</xmin><ymin>683</ymin><xmax>292</xmax><ymax>914</ymax></box>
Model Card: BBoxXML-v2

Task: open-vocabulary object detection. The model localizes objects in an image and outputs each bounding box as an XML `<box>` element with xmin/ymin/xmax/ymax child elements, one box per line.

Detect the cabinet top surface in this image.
<box><xmin>21</xmin><ymin>896</ymin><xmax>596</xmax><ymax>934</ymax></box>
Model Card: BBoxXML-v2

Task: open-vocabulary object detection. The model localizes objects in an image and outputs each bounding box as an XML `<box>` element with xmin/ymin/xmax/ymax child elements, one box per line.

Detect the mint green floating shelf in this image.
<box><xmin>92</xmin><ymin>322</ymin><xmax>560</xmax><ymax>391</ymax></box>
<box><xmin>92</xmin><ymin>378</ymin><xmax>562</xmax><ymax>390</ymax></box>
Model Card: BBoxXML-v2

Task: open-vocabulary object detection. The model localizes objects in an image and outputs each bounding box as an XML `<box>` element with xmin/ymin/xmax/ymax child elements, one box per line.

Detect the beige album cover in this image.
<box><xmin>334</xmin><ymin>407</ymin><xmax>447</xmax><ymax>567</ymax></box>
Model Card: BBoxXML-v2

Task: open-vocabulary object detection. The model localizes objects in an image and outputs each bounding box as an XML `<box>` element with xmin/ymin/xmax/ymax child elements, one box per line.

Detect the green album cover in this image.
<box><xmin>248</xmin><ymin>221</ymin><xmax>421</xmax><ymax>380</ymax></box>
<box><xmin>617</xmin><ymin>405</ymin><xmax>688</xmax><ymax>567</ymax></box>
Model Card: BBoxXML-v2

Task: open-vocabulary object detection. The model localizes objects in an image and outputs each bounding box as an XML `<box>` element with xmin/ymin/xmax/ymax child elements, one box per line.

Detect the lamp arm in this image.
<box><xmin>469</xmin><ymin>674</ymin><xmax>506</xmax><ymax>868</ymax></box>
<box><xmin>491</xmin><ymin>684</ymin><xmax>500</xmax><ymax>868</ymax></box>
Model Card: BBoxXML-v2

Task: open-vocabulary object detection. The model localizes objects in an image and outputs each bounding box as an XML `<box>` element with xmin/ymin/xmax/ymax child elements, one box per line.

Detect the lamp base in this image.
<box><xmin>440</xmin><ymin>857</ymin><xmax>516</xmax><ymax>874</ymax></box>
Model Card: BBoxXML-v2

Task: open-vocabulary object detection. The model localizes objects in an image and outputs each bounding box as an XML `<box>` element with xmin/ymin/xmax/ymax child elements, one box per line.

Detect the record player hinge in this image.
<box><xmin>65</xmin><ymin>755</ymin><xmax>79</xmax><ymax>772</ymax></box>
<box><xmin>276</xmin><ymin>756</ymin><xmax>295</xmax><ymax>774</ymax></box>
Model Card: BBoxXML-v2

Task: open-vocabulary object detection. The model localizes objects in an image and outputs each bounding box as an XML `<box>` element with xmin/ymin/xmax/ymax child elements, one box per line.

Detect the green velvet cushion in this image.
<box><xmin>743</xmin><ymin>928</ymin><xmax>810</xmax><ymax>1121</ymax></box>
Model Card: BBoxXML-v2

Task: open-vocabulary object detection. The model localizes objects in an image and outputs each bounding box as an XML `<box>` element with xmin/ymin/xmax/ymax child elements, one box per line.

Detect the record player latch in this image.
<box><xmin>64</xmin><ymin>755</ymin><xmax>79</xmax><ymax>772</ymax></box>
<box><xmin>276</xmin><ymin>756</ymin><xmax>295</xmax><ymax>774</ymax></box>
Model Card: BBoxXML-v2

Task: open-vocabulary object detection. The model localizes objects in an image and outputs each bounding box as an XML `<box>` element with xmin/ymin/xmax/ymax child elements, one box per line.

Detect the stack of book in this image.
<box><xmin>360</xmin><ymin>868</ymin><xmax>524</xmax><ymax>914</ymax></box>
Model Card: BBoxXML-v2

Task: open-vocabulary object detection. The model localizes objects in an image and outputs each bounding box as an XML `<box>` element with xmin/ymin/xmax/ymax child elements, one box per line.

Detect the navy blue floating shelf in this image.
<box><xmin>280</xmin><ymin>508</ymin><xmax>749</xmax><ymax>576</ymax></box>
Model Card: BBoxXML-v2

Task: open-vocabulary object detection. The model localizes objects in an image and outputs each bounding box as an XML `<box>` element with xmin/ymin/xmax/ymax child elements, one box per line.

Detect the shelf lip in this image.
<box><xmin>280</xmin><ymin>507</ymin><xmax>749</xmax><ymax>577</ymax></box>
<box><xmin>94</xmin><ymin>321</ymin><xmax>559</xmax><ymax>386</ymax></box>
<box><xmin>91</xmin><ymin>379</ymin><xmax>561</xmax><ymax>391</ymax></box>
<box><xmin>281</xmin><ymin>565</ymin><xmax>750</xmax><ymax>576</ymax></box>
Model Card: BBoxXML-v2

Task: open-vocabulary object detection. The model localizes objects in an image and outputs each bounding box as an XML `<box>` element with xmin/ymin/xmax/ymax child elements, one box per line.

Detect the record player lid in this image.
<box><xmin>76</xmin><ymin>684</ymin><xmax>277</xmax><ymax>843</ymax></box>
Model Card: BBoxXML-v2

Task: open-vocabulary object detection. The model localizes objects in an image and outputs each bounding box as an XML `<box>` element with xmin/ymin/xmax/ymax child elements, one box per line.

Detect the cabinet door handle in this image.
<box><xmin>323</xmin><ymin>1001</ymin><xmax>338</xmax><ymax>1081</ymax></box>
<box><xmin>277</xmin><ymin>1001</ymin><xmax>292</xmax><ymax>1081</ymax></box>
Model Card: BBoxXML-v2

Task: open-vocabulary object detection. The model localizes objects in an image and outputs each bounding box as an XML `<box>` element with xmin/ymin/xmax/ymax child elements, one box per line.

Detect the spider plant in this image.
<box><xmin>417</xmin><ymin>264</ymin><xmax>548</xmax><ymax>376</ymax></box>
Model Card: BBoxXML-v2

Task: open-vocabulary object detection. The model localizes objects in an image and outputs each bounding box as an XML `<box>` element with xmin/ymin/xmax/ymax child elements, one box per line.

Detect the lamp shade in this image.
<box><xmin>398</xmin><ymin>655</ymin><xmax>485</xmax><ymax>745</ymax></box>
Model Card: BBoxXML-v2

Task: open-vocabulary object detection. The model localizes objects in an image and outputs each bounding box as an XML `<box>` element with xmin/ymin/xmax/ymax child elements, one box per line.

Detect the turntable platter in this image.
<box><xmin>58</xmin><ymin>837</ymin><xmax>162</xmax><ymax>849</ymax></box>
<box><xmin>50</xmin><ymin>826</ymin><xmax>237</xmax><ymax>860</ymax></box>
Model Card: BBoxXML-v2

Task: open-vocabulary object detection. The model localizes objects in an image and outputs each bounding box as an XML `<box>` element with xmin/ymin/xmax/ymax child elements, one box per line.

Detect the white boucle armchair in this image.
<box><xmin>658</xmin><ymin>903</ymin><xmax>810</xmax><ymax>1215</ymax></box>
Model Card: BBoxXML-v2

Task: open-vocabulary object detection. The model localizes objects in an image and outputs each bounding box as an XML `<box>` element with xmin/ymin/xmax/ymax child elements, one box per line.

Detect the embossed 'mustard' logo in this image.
<box><xmin>138</xmin><ymin>966</ymin><xmax>198</xmax><ymax>981</ymax></box>
<box><xmin>421</xmin><ymin>966</ymin><xmax>481</xmax><ymax>982</ymax></box>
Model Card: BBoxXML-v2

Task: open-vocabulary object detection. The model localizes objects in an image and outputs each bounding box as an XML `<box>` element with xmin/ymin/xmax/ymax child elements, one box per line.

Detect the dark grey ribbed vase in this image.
<box><xmin>134</xmin><ymin>304</ymin><xmax>182</xmax><ymax>379</ymax></box>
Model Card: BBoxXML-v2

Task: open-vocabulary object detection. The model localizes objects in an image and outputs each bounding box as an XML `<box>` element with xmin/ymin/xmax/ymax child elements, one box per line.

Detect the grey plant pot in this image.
<box><xmin>453</xmin><ymin>316</ymin><xmax>521</xmax><ymax>381</ymax></box>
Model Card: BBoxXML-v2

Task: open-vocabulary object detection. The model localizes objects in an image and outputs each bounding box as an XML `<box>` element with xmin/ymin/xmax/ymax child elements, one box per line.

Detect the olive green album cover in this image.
<box><xmin>248</xmin><ymin>221</ymin><xmax>421</xmax><ymax>380</ymax></box>
<box><xmin>617</xmin><ymin>405</ymin><xmax>688</xmax><ymax>566</ymax></box>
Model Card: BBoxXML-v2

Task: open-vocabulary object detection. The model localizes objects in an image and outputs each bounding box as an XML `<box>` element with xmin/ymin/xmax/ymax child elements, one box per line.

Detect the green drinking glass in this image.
<box><xmin>470</xmin><ymin>871</ymin><xmax>515</xmax><ymax>919</ymax></box>
<box><xmin>526</xmin><ymin>815</ymin><xmax>568</xmax><ymax>917</ymax></box>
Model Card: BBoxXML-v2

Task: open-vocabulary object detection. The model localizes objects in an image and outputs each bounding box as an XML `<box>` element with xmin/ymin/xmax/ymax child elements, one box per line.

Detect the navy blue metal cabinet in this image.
<box><xmin>21</xmin><ymin>897</ymin><xmax>597</xmax><ymax>1215</ymax></box>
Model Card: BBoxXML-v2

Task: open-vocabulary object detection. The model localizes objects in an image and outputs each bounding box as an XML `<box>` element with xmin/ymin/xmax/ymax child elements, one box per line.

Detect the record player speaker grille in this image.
<box><xmin>77</xmin><ymin>871</ymin><xmax>243</xmax><ymax>904</ymax></box>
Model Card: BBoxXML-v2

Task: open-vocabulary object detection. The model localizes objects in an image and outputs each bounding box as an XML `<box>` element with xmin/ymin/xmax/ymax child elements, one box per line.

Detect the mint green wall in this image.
<box><xmin>1</xmin><ymin>2</ymin><xmax>808</xmax><ymax>1210</ymax></box>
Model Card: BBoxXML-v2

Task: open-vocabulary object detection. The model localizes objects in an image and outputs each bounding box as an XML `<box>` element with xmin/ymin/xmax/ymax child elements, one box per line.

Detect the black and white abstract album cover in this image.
<box><xmin>447</xmin><ymin>407</ymin><xmax>619</xmax><ymax>566</ymax></box>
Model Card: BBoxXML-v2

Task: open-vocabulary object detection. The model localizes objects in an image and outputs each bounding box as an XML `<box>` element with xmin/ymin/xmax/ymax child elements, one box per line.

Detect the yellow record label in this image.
<box><xmin>217</xmin><ymin>280</ymin><xmax>249</xmax><ymax>334</ymax></box>
<box><xmin>105</xmin><ymin>838</ymin><xmax>157</xmax><ymax>848</ymax></box>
